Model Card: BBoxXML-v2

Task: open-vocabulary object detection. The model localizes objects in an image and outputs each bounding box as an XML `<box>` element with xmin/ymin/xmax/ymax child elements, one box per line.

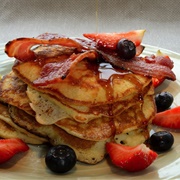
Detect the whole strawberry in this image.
<box><xmin>106</xmin><ymin>142</ymin><xmax>158</xmax><ymax>172</ymax></box>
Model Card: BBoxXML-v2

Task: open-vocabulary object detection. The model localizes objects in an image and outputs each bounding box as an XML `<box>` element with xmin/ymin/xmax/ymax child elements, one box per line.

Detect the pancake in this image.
<box><xmin>114</xmin><ymin>128</ymin><xmax>150</xmax><ymax>147</ymax></box>
<box><xmin>8</xmin><ymin>105</ymin><xmax>112</xmax><ymax>164</ymax></box>
<box><xmin>12</xmin><ymin>45</ymin><xmax>153</xmax><ymax>123</ymax></box>
<box><xmin>9</xmin><ymin>97</ymin><xmax>115</xmax><ymax>141</ymax></box>
<box><xmin>13</xmin><ymin>58</ymin><xmax>152</xmax><ymax>105</ymax></box>
<box><xmin>115</xmin><ymin>86</ymin><xmax>155</xmax><ymax>135</ymax></box>
<box><xmin>0</xmin><ymin>71</ymin><xmax>34</xmax><ymax>115</ymax></box>
<box><xmin>53</xmin><ymin>85</ymin><xmax>154</xmax><ymax>144</ymax></box>
<box><xmin>26</xmin><ymin>83</ymin><xmax>153</xmax><ymax>124</ymax></box>
<box><xmin>55</xmin><ymin>117</ymin><xmax>115</xmax><ymax>141</ymax></box>
<box><xmin>26</xmin><ymin>86</ymin><xmax>71</xmax><ymax>125</ymax></box>
<box><xmin>0</xmin><ymin>102</ymin><xmax>47</xmax><ymax>144</ymax></box>
<box><xmin>1</xmin><ymin>43</ymin><xmax>156</xmax><ymax>164</ymax></box>
<box><xmin>0</xmin><ymin>71</ymin><xmax>153</xmax><ymax>143</ymax></box>
<box><xmin>26</xmin><ymin>85</ymin><xmax>155</xmax><ymax>142</ymax></box>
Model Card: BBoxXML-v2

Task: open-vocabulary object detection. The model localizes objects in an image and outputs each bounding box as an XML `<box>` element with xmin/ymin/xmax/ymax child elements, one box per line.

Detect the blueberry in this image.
<box><xmin>45</xmin><ymin>145</ymin><xmax>76</xmax><ymax>173</ymax></box>
<box><xmin>117</xmin><ymin>38</ymin><xmax>136</xmax><ymax>59</ymax></box>
<box><xmin>155</xmin><ymin>92</ymin><xmax>174</xmax><ymax>112</ymax></box>
<box><xmin>149</xmin><ymin>131</ymin><xmax>174</xmax><ymax>152</ymax></box>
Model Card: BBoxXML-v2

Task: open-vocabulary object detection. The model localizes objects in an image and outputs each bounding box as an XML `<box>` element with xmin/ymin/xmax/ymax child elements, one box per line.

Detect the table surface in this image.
<box><xmin>0</xmin><ymin>0</ymin><xmax>180</xmax><ymax>54</ymax></box>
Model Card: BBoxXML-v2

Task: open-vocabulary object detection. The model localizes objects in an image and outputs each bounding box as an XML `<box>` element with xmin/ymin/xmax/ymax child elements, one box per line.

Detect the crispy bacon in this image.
<box><xmin>98</xmin><ymin>51</ymin><xmax>176</xmax><ymax>81</ymax></box>
<box><xmin>5</xmin><ymin>36</ymin><xmax>84</xmax><ymax>62</ymax></box>
<box><xmin>33</xmin><ymin>50</ymin><xmax>98</xmax><ymax>86</ymax></box>
<box><xmin>5</xmin><ymin>33</ymin><xmax>176</xmax><ymax>84</ymax></box>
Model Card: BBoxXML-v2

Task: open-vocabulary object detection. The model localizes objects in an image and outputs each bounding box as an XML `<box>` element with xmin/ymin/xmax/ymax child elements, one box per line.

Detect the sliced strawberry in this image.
<box><xmin>106</xmin><ymin>142</ymin><xmax>158</xmax><ymax>172</ymax></box>
<box><xmin>152</xmin><ymin>77</ymin><xmax>165</xmax><ymax>88</ymax></box>
<box><xmin>0</xmin><ymin>138</ymin><xmax>29</xmax><ymax>164</ymax></box>
<box><xmin>152</xmin><ymin>106</ymin><xmax>180</xmax><ymax>129</ymax></box>
<box><xmin>83</xmin><ymin>30</ymin><xmax>145</xmax><ymax>50</ymax></box>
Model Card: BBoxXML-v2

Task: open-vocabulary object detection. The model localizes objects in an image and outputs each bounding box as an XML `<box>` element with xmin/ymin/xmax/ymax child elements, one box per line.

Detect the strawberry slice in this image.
<box><xmin>152</xmin><ymin>77</ymin><xmax>165</xmax><ymax>88</ymax></box>
<box><xmin>106</xmin><ymin>142</ymin><xmax>158</xmax><ymax>172</ymax></box>
<box><xmin>0</xmin><ymin>138</ymin><xmax>29</xmax><ymax>164</ymax></box>
<box><xmin>83</xmin><ymin>30</ymin><xmax>145</xmax><ymax>51</ymax></box>
<box><xmin>152</xmin><ymin>106</ymin><xmax>180</xmax><ymax>129</ymax></box>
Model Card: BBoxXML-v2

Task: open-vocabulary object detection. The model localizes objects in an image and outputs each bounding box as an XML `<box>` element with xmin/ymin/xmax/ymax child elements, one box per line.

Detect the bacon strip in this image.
<box><xmin>99</xmin><ymin>51</ymin><xmax>176</xmax><ymax>81</ymax></box>
<box><xmin>5</xmin><ymin>33</ymin><xmax>176</xmax><ymax>83</ymax></box>
<box><xmin>33</xmin><ymin>50</ymin><xmax>98</xmax><ymax>86</ymax></box>
<box><xmin>5</xmin><ymin>37</ymin><xmax>84</xmax><ymax>62</ymax></box>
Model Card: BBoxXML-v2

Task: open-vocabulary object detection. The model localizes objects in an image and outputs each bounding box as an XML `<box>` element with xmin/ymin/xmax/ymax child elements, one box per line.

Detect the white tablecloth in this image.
<box><xmin>0</xmin><ymin>0</ymin><xmax>180</xmax><ymax>53</ymax></box>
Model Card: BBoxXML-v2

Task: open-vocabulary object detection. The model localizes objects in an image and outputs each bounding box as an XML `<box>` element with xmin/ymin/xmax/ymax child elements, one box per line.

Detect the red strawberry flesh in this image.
<box><xmin>0</xmin><ymin>138</ymin><xmax>29</xmax><ymax>164</ymax></box>
<box><xmin>83</xmin><ymin>30</ymin><xmax>145</xmax><ymax>50</ymax></box>
<box><xmin>152</xmin><ymin>77</ymin><xmax>165</xmax><ymax>88</ymax></box>
<box><xmin>106</xmin><ymin>142</ymin><xmax>158</xmax><ymax>172</ymax></box>
<box><xmin>152</xmin><ymin>106</ymin><xmax>180</xmax><ymax>129</ymax></box>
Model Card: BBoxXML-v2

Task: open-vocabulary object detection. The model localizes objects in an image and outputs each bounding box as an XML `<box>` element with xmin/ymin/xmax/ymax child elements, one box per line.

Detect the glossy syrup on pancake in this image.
<box><xmin>84</xmin><ymin>60</ymin><xmax>150</xmax><ymax>116</ymax></box>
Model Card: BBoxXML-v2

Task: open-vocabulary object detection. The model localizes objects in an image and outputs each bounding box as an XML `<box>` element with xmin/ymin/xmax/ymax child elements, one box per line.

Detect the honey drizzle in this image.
<box><xmin>98</xmin><ymin>63</ymin><xmax>143</xmax><ymax>102</ymax></box>
<box><xmin>95</xmin><ymin>0</ymin><xmax>99</xmax><ymax>32</ymax></box>
<box><xmin>86</xmin><ymin>61</ymin><xmax>144</xmax><ymax>106</ymax></box>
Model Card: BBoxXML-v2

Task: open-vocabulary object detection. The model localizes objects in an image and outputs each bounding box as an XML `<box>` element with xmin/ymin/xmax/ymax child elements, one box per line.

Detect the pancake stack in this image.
<box><xmin>0</xmin><ymin>41</ymin><xmax>156</xmax><ymax>164</ymax></box>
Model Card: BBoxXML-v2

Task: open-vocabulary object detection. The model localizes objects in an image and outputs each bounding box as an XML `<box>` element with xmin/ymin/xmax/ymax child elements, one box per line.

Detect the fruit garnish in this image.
<box><xmin>45</xmin><ymin>145</ymin><xmax>77</xmax><ymax>173</ymax></box>
<box><xmin>152</xmin><ymin>77</ymin><xmax>165</xmax><ymax>88</ymax></box>
<box><xmin>117</xmin><ymin>39</ymin><xmax>136</xmax><ymax>59</ymax></box>
<box><xmin>155</xmin><ymin>92</ymin><xmax>174</xmax><ymax>112</ymax></box>
<box><xmin>0</xmin><ymin>138</ymin><xmax>29</xmax><ymax>164</ymax></box>
<box><xmin>106</xmin><ymin>142</ymin><xmax>158</xmax><ymax>172</ymax></box>
<box><xmin>83</xmin><ymin>30</ymin><xmax>145</xmax><ymax>50</ymax></box>
<box><xmin>152</xmin><ymin>106</ymin><xmax>180</xmax><ymax>129</ymax></box>
<box><xmin>149</xmin><ymin>131</ymin><xmax>174</xmax><ymax>152</ymax></box>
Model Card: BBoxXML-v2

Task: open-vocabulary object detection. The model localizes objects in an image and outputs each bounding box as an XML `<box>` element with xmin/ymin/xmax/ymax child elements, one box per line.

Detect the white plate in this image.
<box><xmin>0</xmin><ymin>43</ymin><xmax>180</xmax><ymax>180</ymax></box>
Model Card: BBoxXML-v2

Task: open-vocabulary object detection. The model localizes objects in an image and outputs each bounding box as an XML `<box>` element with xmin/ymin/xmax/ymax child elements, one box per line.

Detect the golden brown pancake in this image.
<box><xmin>12</xmin><ymin>82</ymin><xmax>153</xmax><ymax>144</ymax></box>
<box><xmin>13</xmin><ymin>58</ymin><xmax>151</xmax><ymax>105</ymax></box>
<box><xmin>26</xmin><ymin>85</ymin><xmax>154</xmax><ymax>143</ymax></box>
<box><xmin>26</xmin><ymin>86</ymin><xmax>71</xmax><ymax>125</ymax></box>
<box><xmin>9</xmin><ymin>100</ymin><xmax>115</xmax><ymax>142</ymax></box>
<box><xmin>0</xmin><ymin>102</ymin><xmax>47</xmax><ymax>144</ymax></box>
<box><xmin>55</xmin><ymin>117</ymin><xmax>115</xmax><ymax>141</ymax></box>
<box><xmin>0</xmin><ymin>71</ymin><xmax>34</xmax><ymax>115</ymax></box>
<box><xmin>13</xmin><ymin>55</ymin><xmax>153</xmax><ymax>123</ymax></box>
<box><xmin>26</xmin><ymin>83</ymin><xmax>153</xmax><ymax>124</ymax></box>
<box><xmin>9</xmin><ymin>105</ymin><xmax>112</xmax><ymax>164</ymax></box>
<box><xmin>0</xmin><ymin>72</ymin><xmax>153</xmax><ymax>143</ymax></box>
<box><xmin>115</xmin><ymin>86</ymin><xmax>155</xmax><ymax>135</ymax></box>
